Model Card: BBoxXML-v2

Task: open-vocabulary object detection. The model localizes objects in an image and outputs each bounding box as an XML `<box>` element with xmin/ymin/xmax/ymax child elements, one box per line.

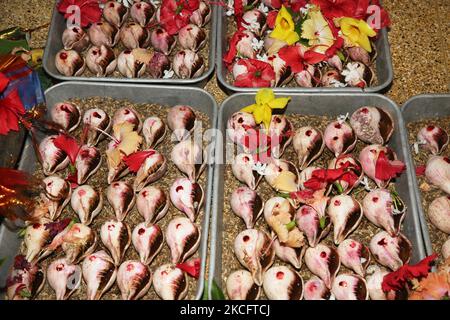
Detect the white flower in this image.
<box><xmin>412</xmin><ymin>139</ymin><xmax>426</xmax><ymax>154</ymax></box>
<box><xmin>163</xmin><ymin>70</ymin><xmax>174</xmax><ymax>79</ymax></box>
<box><xmin>244</xmin><ymin>20</ymin><xmax>261</xmax><ymax>33</ymax></box>
<box><xmin>226</xmin><ymin>0</ymin><xmax>235</xmax><ymax>16</ymax></box>
<box><xmin>329</xmin><ymin>79</ymin><xmax>346</xmax><ymax>88</ymax></box>
<box><xmin>256</xmin><ymin>53</ymin><xmax>269</xmax><ymax>62</ymax></box>
<box><xmin>258</xmin><ymin>3</ymin><xmax>269</xmax><ymax>14</ymax></box>
<box><xmin>337</xmin><ymin>113</ymin><xmax>349</xmax><ymax>124</ymax></box>
<box><xmin>251</xmin><ymin>37</ymin><xmax>264</xmax><ymax>51</ymax></box>
<box><xmin>300</xmin><ymin>3</ymin><xmax>314</xmax><ymax>15</ymax></box>
<box><xmin>150</xmin><ymin>0</ymin><xmax>160</xmax><ymax>6</ymax></box>
<box><xmin>342</xmin><ymin>62</ymin><xmax>363</xmax><ymax>84</ymax></box>
<box><xmin>360</xmin><ymin>176</ymin><xmax>373</xmax><ymax>192</ymax></box>
<box><xmin>360</xmin><ymin>257</ymin><xmax>367</xmax><ymax>264</ymax></box>
<box><xmin>328</xmin><ymin>294</ymin><xmax>336</xmax><ymax>300</ymax></box>
<box><xmin>226</xmin><ymin>9</ymin><xmax>235</xmax><ymax>16</ymax></box>
<box><xmin>116</xmin><ymin>0</ymin><xmax>134</xmax><ymax>8</ymax></box>
<box><xmin>252</xmin><ymin>162</ymin><xmax>268</xmax><ymax>176</ymax></box>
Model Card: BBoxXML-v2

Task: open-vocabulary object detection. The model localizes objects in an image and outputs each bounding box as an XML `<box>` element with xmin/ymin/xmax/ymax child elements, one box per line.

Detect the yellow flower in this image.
<box><xmin>301</xmin><ymin>9</ymin><xmax>334</xmax><ymax>54</ymax></box>
<box><xmin>241</xmin><ymin>89</ymin><xmax>290</xmax><ymax>129</ymax></box>
<box><xmin>269</xmin><ymin>6</ymin><xmax>300</xmax><ymax>45</ymax></box>
<box><xmin>106</xmin><ymin>122</ymin><xmax>143</xmax><ymax>168</ymax></box>
<box><xmin>337</xmin><ymin>17</ymin><xmax>376</xmax><ymax>53</ymax></box>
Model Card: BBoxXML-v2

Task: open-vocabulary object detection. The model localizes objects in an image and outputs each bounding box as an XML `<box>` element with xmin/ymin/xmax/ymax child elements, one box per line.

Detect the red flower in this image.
<box><xmin>176</xmin><ymin>258</ymin><xmax>201</xmax><ymax>278</ymax></box>
<box><xmin>382</xmin><ymin>254</ymin><xmax>438</xmax><ymax>292</ymax></box>
<box><xmin>123</xmin><ymin>150</ymin><xmax>156</xmax><ymax>173</ymax></box>
<box><xmin>415</xmin><ymin>165</ymin><xmax>426</xmax><ymax>176</ymax></box>
<box><xmin>0</xmin><ymin>88</ymin><xmax>25</xmax><ymax>136</ymax></box>
<box><xmin>57</xmin><ymin>0</ymin><xmax>104</xmax><ymax>28</ymax></box>
<box><xmin>278</xmin><ymin>45</ymin><xmax>327</xmax><ymax>74</ymax></box>
<box><xmin>289</xmin><ymin>0</ymin><xmax>307</xmax><ymax>12</ymax></box>
<box><xmin>0</xmin><ymin>72</ymin><xmax>9</xmax><ymax>92</ymax></box>
<box><xmin>234</xmin><ymin>59</ymin><xmax>275</xmax><ymax>88</ymax></box>
<box><xmin>290</xmin><ymin>189</ymin><xmax>316</xmax><ymax>201</ymax></box>
<box><xmin>223</xmin><ymin>30</ymin><xmax>248</xmax><ymax>65</ymax></box>
<box><xmin>234</xmin><ymin>0</ymin><xmax>244</xmax><ymax>29</ymax></box>
<box><xmin>266</xmin><ymin>10</ymin><xmax>278</xmax><ymax>29</ymax></box>
<box><xmin>303</xmin><ymin>162</ymin><xmax>359</xmax><ymax>191</ymax></box>
<box><xmin>375</xmin><ymin>151</ymin><xmax>406</xmax><ymax>181</ymax></box>
<box><xmin>53</xmin><ymin>134</ymin><xmax>80</xmax><ymax>164</ymax></box>
<box><xmin>311</xmin><ymin>0</ymin><xmax>358</xmax><ymax>19</ymax></box>
<box><xmin>159</xmin><ymin>0</ymin><xmax>200</xmax><ymax>35</ymax></box>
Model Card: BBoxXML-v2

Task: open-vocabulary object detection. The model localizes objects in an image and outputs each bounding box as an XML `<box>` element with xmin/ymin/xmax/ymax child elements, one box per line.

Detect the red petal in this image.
<box><xmin>123</xmin><ymin>150</ymin><xmax>156</xmax><ymax>173</ymax></box>
<box><xmin>381</xmin><ymin>254</ymin><xmax>438</xmax><ymax>292</ymax></box>
<box><xmin>223</xmin><ymin>31</ymin><xmax>246</xmax><ymax>65</ymax></box>
<box><xmin>303</xmin><ymin>164</ymin><xmax>354</xmax><ymax>190</ymax></box>
<box><xmin>290</xmin><ymin>189</ymin><xmax>315</xmax><ymax>201</ymax></box>
<box><xmin>53</xmin><ymin>134</ymin><xmax>80</xmax><ymax>164</ymax></box>
<box><xmin>304</xmin><ymin>49</ymin><xmax>327</xmax><ymax>65</ymax></box>
<box><xmin>0</xmin><ymin>89</ymin><xmax>25</xmax><ymax>135</ymax></box>
<box><xmin>44</xmin><ymin>218</ymin><xmax>72</xmax><ymax>239</ymax></box>
<box><xmin>415</xmin><ymin>165</ymin><xmax>426</xmax><ymax>176</ymax></box>
<box><xmin>266</xmin><ymin>10</ymin><xmax>278</xmax><ymax>29</ymax></box>
<box><xmin>279</xmin><ymin>46</ymin><xmax>305</xmax><ymax>73</ymax></box>
<box><xmin>67</xmin><ymin>170</ymin><xmax>79</xmax><ymax>189</ymax></box>
<box><xmin>0</xmin><ymin>72</ymin><xmax>10</xmax><ymax>92</ymax></box>
<box><xmin>176</xmin><ymin>258</ymin><xmax>201</xmax><ymax>278</ymax></box>
<box><xmin>0</xmin><ymin>169</ymin><xmax>32</xmax><ymax>189</ymax></box>
<box><xmin>375</xmin><ymin>151</ymin><xmax>406</xmax><ymax>181</ymax></box>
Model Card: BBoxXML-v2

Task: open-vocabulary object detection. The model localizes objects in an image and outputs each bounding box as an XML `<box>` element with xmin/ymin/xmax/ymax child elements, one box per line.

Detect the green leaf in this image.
<box><xmin>68</xmin><ymin>164</ymin><xmax>76</xmax><ymax>175</ymax></box>
<box><xmin>334</xmin><ymin>182</ymin><xmax>344</xmax><ymax>194</ymax></box>
<box><xmin>19</xmin><ymin>289</ymin><xmax>32</xmax><ymax>298</ymax></box>
<box><xmin>36</xmin><ymin>66</ymin><xmax>53</xmax><ymax>91</ymax></box>
<box><xmin>202</xmin><ymin>279</ymin><xmax>225</xmax><ymax>300</ymax></box>
<box><xmin>319</xmin><ymin>216</ymin><xmax>326</xmax><ymax>229</ymax></box>
<box><xmin>337</xmin><ymin>50</ymin><xmax>345</xmax><ymax>61</ymax></box>
<box><xmin>285</xmin><ymin>220</ymin><xmax>296</xmax><ymax>231</ymax></box>
<box><xmin>0</xmin><ymin>27</ymin><xmax>29</xmax><ymax>55</ymax></box>
<box><xmin>17</xmin><ymin>227</ymin><xmax>27</xmax><ymax>238</ymax></box>
<box><xmin>243</xmin><ymin>4</ymin><xmax>254</xmax><ymax>11</ymax></box>
<box><xmin>442</xmin><ymin>295</ymin><xmax>450</xmax><ymax>300</ymax></box>
<box><xmin>276</xmin><ymin>192</ymin><xmax>290</xmax><ymax>199</ymax></box>
<box><xmin>0</xmin><ymin>257</ymin><xmax>6</xmax><ymax>267</ymax></box>
<box><xmin>298</xmin><ymin>38</ymin><xmax>310</xmax><ymax>47</ymax></box>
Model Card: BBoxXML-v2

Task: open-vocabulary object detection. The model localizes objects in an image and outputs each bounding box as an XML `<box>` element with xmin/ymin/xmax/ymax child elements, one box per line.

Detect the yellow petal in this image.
<box><xmin>106</xmin><ymin>148</ymin><xmax>121</xmax><ymax>169</ymax></box>
<box><xmin>241</xmin><ymin>103</ymin><xmax>257</xmax><ymax>113</ymax></box>
<box><xmin>278</xmin><ymin>6</ymin><xmax>295</xmax><ymax>29</ymax></box>
<box><xmin>358</xmin><ymin>33</ymin><xmax>372</xmax><ymax>52</ymax></box>
<box><xmin>357</xmin><ymin>20</ymin><xmax>377</xmax><ymax>37</ymax></box>
<box><xmin>301</xmin><ymin>19</ymin><xmax>316</xmax><ymax>40</ymax></box>
<box><xmin>262</xmin><ymin>105</ymin><xmax>272</xmax><ymax>129</ymax></box>
<box><xmin>268</xmin><ymin>97</ymin><xmax>290</xmax><ymax>109</ymax></box>
<box><xmin>285</xmin><ymin>31</ymin><xmax>300</xmax><ymax>45</ymax></box>
<box><xmin>255</xmin><ymin>89</ymin><xmax>275</xmax><ymax>105</ymax></box>
<box><xmin>273</xmin><ymin>171</ymin><xmax>298</xmax><ymax>193</ymax></box>
<box><xmin>270</xmin><ymin>25</ymin><xmax>287</xmax><ymax>41</ymax></box>
<box><xmin>252</xmin><ymin>105</ymin><xmax>266</xmax><ymax>125</ymax></box>
<box><xmin>119</xmin><ymin>131</ymin><xmax>143</xmax><ymax>156</ymax></box>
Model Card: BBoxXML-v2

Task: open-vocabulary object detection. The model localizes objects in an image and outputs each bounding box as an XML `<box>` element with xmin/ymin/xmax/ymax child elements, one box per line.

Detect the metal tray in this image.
<box><xmin>215</xmin><ymin>7</ymin><xmax>393</xmax><ymax>94</ymax></box>
<box><xmin>42</xmin><ymin>2</ymin><xmax>217</xmax><ymax>87</ymax></box>
<box><xmin>0</xmin><ymin>81</ymin><xmax>218</xmax><ymax>300</ymax></box>
<box><xmin>208</xmin><ymin>92</ymin><xmax>426</xmax><ymax>299</ymax></box>
<box><xmin>402</xmin><ymin>94</ymin><xmax>450</xmax><ymax>257</ymax></box>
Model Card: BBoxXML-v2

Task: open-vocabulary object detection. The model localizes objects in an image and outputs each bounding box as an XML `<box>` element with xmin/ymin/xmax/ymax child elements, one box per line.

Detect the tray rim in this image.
<box><xmin>401</xmin><ymin>93</ymin><xmax>450</xmax><ymax>258</ymax></box>
<box><xmin>42</xmin><ymin>2</ymin><xmax>217</xmax><ymax>86</ymax></box>
<box><xmin>0</xmin><ymin>81</ymin><xmax>218</xmax><ymax>300</ymax></box>
<box><xmin>208</xmin><ymin>91</ymin><xmax>426</xmax><ymax>299</ymax></box>
<box><xmin>215</xmin><ymin>7</ymin><xmax>394</xmax><ymax>94</ymax></box>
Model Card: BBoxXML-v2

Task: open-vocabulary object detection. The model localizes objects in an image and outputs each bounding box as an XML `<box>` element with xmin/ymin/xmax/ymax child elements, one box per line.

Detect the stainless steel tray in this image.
<box><xmin>0</xmin><ymin>81</ymin><xmax>218</xmax><ymax>300</ymax></box>
<box><xmin>215</xmin><ymin>7</ymin><xmax>393</xmax><ymax>94</ymax></box>
<box><xmin>209</xmin><ymin>92</ymin><xmax>426</xmax><ymax>299</ymax></box>
<box><xmin>42</xmin><ymin>2</ymin><xmax>217</xmax><ymax>87</ymax></box>
<box><xmin>402</xmin><ymin>94</ymin><xmax>450</xmax><ymax>257</ymax></box>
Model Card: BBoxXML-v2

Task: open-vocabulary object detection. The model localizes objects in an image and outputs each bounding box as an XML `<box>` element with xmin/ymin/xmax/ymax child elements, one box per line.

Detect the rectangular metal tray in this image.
<box><xmin>215</xmin><ymin>7</ymin><xmax>393</xmax><ymax>94</ymax></box>
<box><xmin>42</xmin><ymin>2</ymin><xmax>217</xmax><ymax>87</ymax></box>
<box><xmin>0</xmin><ymin>81</ymin><xmax>218</xmax><ymax>300</ymax></box>
<box><xmin>208</xmin><ymin>92</ymin><xmax>426</xmax><ymax>299</ymax></box>
<box><xmin>402</xmin><ymin>94</ymin><xmax>450</xmax><ymax>257</ymax></box>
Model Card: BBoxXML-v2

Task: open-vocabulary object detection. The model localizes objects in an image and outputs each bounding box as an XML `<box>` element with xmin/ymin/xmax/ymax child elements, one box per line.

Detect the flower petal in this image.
<box><xmin>268</xmin><ymin>97</ymin><xmax>290</xmax><ymax>109</ymax></box>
